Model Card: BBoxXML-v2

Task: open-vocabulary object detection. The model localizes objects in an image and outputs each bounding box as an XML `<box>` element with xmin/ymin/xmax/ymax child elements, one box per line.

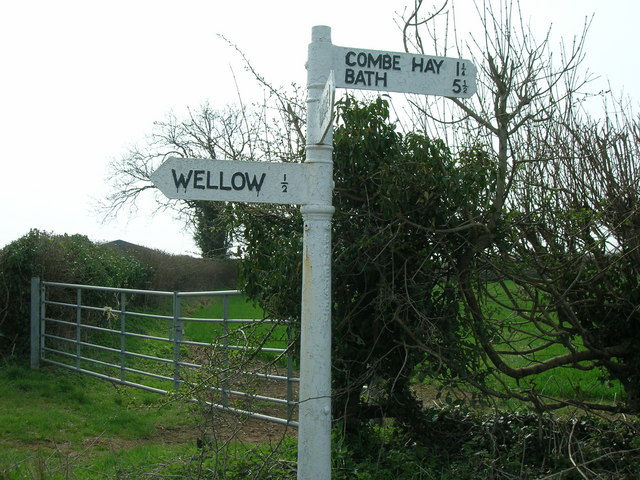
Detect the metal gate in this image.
<box><xmin>30</xmin><ymin>278</ymin><xmax>299</xmax><ymax>427</ymax></box>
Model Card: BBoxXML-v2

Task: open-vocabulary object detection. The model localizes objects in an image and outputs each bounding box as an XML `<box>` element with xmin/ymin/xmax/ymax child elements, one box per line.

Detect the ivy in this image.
<box><xmin>216</xmin><ymin>97</ymin><xmax>496</xmax><ymax>434</ymax></box>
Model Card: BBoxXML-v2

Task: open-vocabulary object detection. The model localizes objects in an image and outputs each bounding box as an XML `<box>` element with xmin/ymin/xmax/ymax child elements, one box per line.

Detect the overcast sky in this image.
<box><xmin>1</xmin><ymin>0</ymin><xmax>638</xmax><ymax>256</ymax></box>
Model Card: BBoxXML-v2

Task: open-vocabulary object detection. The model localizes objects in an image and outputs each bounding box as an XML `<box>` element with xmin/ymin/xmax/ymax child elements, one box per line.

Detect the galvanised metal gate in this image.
<box><xmin>30</xmin><ymin>278</ymin><xmax>299</xmax><ymax>427</ymax></box>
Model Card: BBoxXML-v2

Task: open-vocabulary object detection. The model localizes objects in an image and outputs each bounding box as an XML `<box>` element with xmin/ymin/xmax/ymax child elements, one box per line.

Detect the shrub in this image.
<box><xmin>103</xmin><ymin>241</ymin><xmax>237</xmax><ymax>292</ymax></box>
<box><xmin>0</xmin><ymin>229</ymin><xmax>153</xmax><ymax>359</ymax></box>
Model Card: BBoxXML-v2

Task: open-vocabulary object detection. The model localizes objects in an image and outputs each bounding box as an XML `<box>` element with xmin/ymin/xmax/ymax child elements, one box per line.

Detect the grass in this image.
<box><xmin>478</xmin><ymin>281</ymin><xmax>625</xmax><ymax>406</ymax></box>
<box><xmin>3</xmin><ymin>361</ymin><xmax>638</xmax><ymax>480</ymax></box>
<box><xmin>181</xmin><ymin>295</ymin><xmax>291</xmax><ymax>352</ymax></box>
<box><xmin>2</xmin><ymin>283</ymin><xmax>638</xmax><ymax>479</ymax></box>
<box><xmin>0</xmin><ymin>362</ymin><xmax>197</xmax><ymax>479</ymax></box>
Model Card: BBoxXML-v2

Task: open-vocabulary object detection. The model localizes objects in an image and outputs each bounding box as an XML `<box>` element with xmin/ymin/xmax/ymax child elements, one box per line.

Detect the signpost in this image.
<box><xmin>151</xmin><ymin>24</ymin><xmax>476</xmax><ymax>480</ymax></box>
<box><xmin>315</xmin><ymin>70</ymin><xmax>335</xmax><ymax>144</ymax></box>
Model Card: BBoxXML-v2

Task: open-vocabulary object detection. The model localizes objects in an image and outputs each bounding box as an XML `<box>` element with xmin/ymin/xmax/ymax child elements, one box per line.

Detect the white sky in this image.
<box><xmin>1</xmin><ymin>0</ymin><xmax>638</xmax><ymax>256</ymax></box>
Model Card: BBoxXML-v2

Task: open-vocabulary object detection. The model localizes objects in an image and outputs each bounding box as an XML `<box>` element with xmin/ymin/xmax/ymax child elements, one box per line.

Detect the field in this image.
<box><xmin>0</xmin><ymin>363</ymin><xmax>296</xmax><ymax>479</ymax></box>
<box><xmin>181</xmin><ymin>295</ymin><xmax>291</xmax><ymax>353</ymax></box>
<box><xmin>3</xmin><ymin>289</ymin><xmax>640</xmax><ymax>479</ymax></box>
<box><xmin>3</xmin><ymin>362</ymin><xmax>640</xmax><ymax>480</ymax></box>
<box><xmin>0</xmin><ymin>363</ymin><xmax>198</xmax><ymax>479</ymax></box>
<box><xmin>480</xmin><ymin>281</ymin><xmax>625</xmax><ymax>406</ymax></box>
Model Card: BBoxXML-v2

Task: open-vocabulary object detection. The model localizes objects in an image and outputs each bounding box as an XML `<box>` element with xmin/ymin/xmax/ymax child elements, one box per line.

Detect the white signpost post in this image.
<box><xmin>296</xmin><ymin>27</ymin><xmax>476</xmax><ymax>480</ymax></box>
<box><xmin>151</xmin><ymin>25</ymin><xmax>476</xmax><ymax>480</ymax></box>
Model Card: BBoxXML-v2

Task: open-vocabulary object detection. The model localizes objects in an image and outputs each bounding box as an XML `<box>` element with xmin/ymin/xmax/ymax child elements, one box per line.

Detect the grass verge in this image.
<box><xmin>0</xmin><ymin>362</ymin><xmax>196</xmax><ymax>479</ymax></box>
<box><xmin>2</xmin><ymin>360</ymin><xmax>640</xmax><ymax>479</ymax></box>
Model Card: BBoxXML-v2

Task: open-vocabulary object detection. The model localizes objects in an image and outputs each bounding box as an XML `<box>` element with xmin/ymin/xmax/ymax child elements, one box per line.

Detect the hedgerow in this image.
<box><xmin>0</xmin><ymin>229</ymin><xmax>152</xmax><ymax>359</ymax></box>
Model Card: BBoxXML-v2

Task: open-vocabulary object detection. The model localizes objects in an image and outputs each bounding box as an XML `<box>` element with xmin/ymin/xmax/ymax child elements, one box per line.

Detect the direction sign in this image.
<box><xmin>150</xmin><ymin>157</ymin><xmax>308</xmax><ymax>205</ymax></box>
<box><xmin>315</xmin><ymin>70</ymin><xmax>335</xmax><ymax>144</ymax></box>
<box><xmin>332</xmin><ymin>45</ymin><xmax>477</xmax><ymax>97</ymax></box>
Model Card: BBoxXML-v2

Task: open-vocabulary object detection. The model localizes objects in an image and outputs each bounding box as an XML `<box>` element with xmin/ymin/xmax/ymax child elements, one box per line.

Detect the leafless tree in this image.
<box><xmin>101</xmin><ymin>77</ymin><xmax>306</xmax><ymax>257</ymax></box>
<box><xmin>402</xmin><ymin>0</ymin><xmax>640</xmax><ymax>413</ymax></box>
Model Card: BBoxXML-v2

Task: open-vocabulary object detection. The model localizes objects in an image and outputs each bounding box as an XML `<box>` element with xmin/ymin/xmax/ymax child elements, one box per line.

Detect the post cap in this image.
<box><xmin>312</xmin><ymin>25</ymin><xmax>331</xmax><ymax>43</ymax></box>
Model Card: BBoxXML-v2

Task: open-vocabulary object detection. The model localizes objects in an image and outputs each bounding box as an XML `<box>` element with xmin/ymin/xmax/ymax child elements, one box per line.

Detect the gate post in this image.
<box><xmin>119</xmin><ymin>292</ymin><xmax>127</xmax><ymax>382</ymax></box>
<box><xmin>172</xmin><ymin>292</ymin><xmax>184</xmax><ymax>391</ymax></box>
<box><xmin>30</xmin><ymin>277</ymin><xmax>41</xmax><ymax>369</ymax></box>
<box><xmin>221</xmin><ymin>294</ymin><xmax>230</xmax><ymax>408</ymax></box>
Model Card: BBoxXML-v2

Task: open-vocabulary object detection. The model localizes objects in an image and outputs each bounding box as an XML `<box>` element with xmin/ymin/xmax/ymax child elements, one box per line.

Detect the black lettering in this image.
<box><xmin>345</xmin><ymin>68</ymin><xmax>355</xmax><ymax>84</ymax></box>
<box><xmin>346</xmin><ymin>51</ymin><xmax>402</xmax><ymax>72</ymax></box>
<box><xmin>219</xmin><ymin>172</ymin><xmax>231</xmax><ymax>191</ymax></box>
<box><xmin>345</xmin><ymin>51</ymin><xmax>356</xmax><ymax>67</ymax></box>
<box><xmin>375</xmin><ymin>71</ymin><xmax>387</xmax><ymax>87</ymax></box>
<box><xmin>172</xmin><ymin>169</ymin><xmax>192</xmax><ymax>192</ymax></box>
<box><xmin>206</xmin><ymin>171</ymin><xmax>218</xmax><ymax>189</ymax></box>
<box><xmin>193</xmin><ymin>170</ymin><xmax>205</xmax><ymax>189</ymax></box>
<box><xmin>231</xmin><ymin>172</ymin><xmax>246</xmax><ymax>190</ymax></box>
<box><xmin>346</xmin><ymin>68</ymin><xmax>389</xmax><ymax>87</ymax></box>
<box><xmin>369</xmin><ymin>53</ymin><xmax>382</xmax><ymax>69</ymax></box>
<box><xmin>245</xmin><ymin>172</ymin><xmax>266</xmax><ymax>193</ymax></box>
<box><xmin>412</xmin><ymin>57</ymin><xmax>444</xmax><ymax>74</ymax></box>
<box><xmin>424</xmin><ymin>60</ymin><xmax>437</xmax><ymax>74</ymax></box>
<box><xmin>355</xmin><ymin>70</ymin><xmax>367</xmax><ymax>85</ymax></box>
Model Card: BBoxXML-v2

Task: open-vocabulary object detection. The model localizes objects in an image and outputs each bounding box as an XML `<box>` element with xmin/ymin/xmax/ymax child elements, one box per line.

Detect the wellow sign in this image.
<box><xmin>150</xmin><ymin>157</ymin><xmax>308</xmax><ymax>205</ymax></box>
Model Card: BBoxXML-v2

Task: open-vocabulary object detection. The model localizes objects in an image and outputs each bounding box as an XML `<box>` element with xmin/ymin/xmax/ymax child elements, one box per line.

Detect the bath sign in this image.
<box><xmin>332</xmin><ymin>45</ymin><xmax>477</xmax><ymax>97</ymax></box>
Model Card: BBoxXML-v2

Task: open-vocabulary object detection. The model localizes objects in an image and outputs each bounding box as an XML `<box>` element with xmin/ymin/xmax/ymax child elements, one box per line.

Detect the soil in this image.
<box><xmin>137</xmin><ymin>381</ymin><xmax>447</xmax><ymax>448</ymax></box>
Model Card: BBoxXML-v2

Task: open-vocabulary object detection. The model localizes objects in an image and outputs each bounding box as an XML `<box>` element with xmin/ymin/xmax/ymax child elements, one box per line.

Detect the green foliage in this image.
<box><xmin>231</xmin><ymin>204</ymin><xmax>303</xmax><ymax>318</ymax></box>
<box><xmin>214</xmin><ymin>97</ymin><xmax>495</xmax><ymax>433</ymax></box>
<box><xmin>2</xmin><ymin>359</ymin><xmax>639</xmax><ymax>479</ymax></box>
<box><xmin>0</xmin><ymin>229</ymin><xmax>153</xmax><ymax>359</ymax></box>
<box><xmin>180</xmin><ymin>440</ymin><xmax>298</xmax><ymax>480</ymax></box>
<box><xmin>558</xmin><ymin>252</ymin><xmax>640</xmax><ymax>408</ymax></box>
<box><xmin>193</xmin><ymin>201</ymin><xmax>232</xmax><ymax>259</ymax></box>
<box><xmin>105</xmin><ymin>241</ymin><xmax>237</xmax><ymax>292</ymax></box>
<box><xmin>329</xmin><ymin>97</ymin><xmax>480</xmax><ymax>430</ymax></box>
<box><xmin>146</xmin><ymin>412</ymin><xmax>640</xmax><ymax>480</ymax></box>
<box><xmin>330</xmin><ymin>409</ymin><xmax>640</xmax><ymax>480</ymax></box>
<box><xmin>499</xmin><ymin>172</ymin><xmax>640</xmax><ymax>411</ymax></box>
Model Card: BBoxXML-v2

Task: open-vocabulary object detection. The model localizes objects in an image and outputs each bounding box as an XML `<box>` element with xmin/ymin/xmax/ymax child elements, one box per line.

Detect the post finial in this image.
<box><xmin>311</xmin><ymin>25</ymin><xmax>331</xmax><ymax>43</ymax></box>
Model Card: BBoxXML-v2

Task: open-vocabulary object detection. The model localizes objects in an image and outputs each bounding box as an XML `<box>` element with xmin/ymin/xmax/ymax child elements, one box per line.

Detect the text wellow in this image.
<box><xmin>172</xmin><ymin>169</ymin><xmax>267</xmax><ymax>195</ymax></box>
